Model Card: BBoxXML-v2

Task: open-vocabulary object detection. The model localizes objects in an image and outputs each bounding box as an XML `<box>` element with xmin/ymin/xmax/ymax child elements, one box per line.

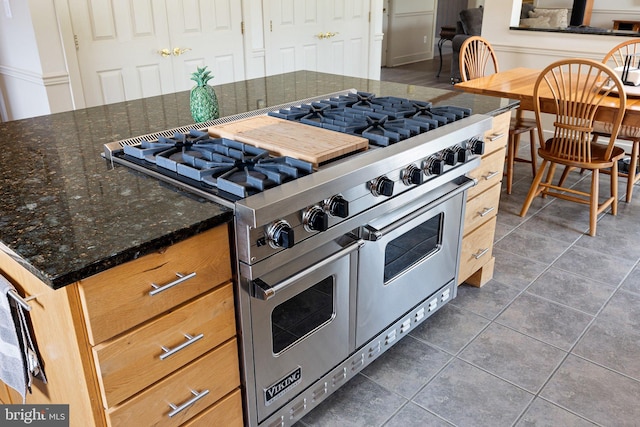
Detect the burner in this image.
<box><xmin>268</xmin><ymin>92</ymin><xmax>473</xmax><ymax>147</ymax></box>
<box><xmin>122</xmin><ymin>130</ymin><xmax>314</xmax><ymax>198</ymax></box>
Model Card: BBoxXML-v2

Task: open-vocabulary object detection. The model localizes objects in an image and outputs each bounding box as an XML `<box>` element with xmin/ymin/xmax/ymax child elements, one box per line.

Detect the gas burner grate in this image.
<box><xmin>122</xmin><ymin>130</ymin><xmax>314</xmax><ymax>198</ymax></box>
<box><xmin>268</xmin><ymin>91</ymin><xmax>473</xmax><ymax>147</ymax></box>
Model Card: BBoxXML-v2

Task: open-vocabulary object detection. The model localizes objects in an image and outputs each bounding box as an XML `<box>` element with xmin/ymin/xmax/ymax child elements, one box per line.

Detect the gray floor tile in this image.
<box><xmin>383</xmin><ymin>402</ymin><xmax>454</xmax><ymax>427</ymax></box>
<box><xmin>516</xmin><ymin>213</ymin><xmax>587</xmax><ymax>243</ymax></box>
<box><xmin>451</xmin><ymin>280</ymin><xmax>520</xmax><ymax>320</ymax></box>
<box><xmin>494</xmin><ymin>227</ymin><xmax>572</xmax><ymax>264</ymax></box>
<box><xmin>552</xmin><ymin>245</ymin><xmax>635</xmax><ymax>286</ymax></box>
<box><xmin>572</xmin><ymin>290</ymin><xmax>640</xmax><ymax>381</ymax></box>
<box><xmin>413</xmin><ymin>358</ymin><xmax>533</xmax><ymax>427</ymax></box>
<box><xmin>620</xmin><ymin>264</ymin><xmax>640</xmax><ymax>295</ymax></box>
<box><xmin>515</xmin><ymin>398</ymin><xmax>599</xmax><ymax>426</ymax></box>
<box><xmin>527</xmin><ymin>267</ymin><xmax>616</xmax><ymax>315</ymax></box>
<box><xmin>409</xmin><ymin>303</ymin><xmax>489</xmax><ymax>354</ymax></box>
<box><xmin>300</xmin><ymin>374</ymin><xmax>406</xmax><ymax>427</ymax></box>
<box><xmin>493</xmin><ymin>219</ymin><xmax>514</xmax><ymax>243</ymax></box>
<box><xmin>541</xmin><ymin>355</ymin><xmax>640</xmax><ymax>426</ymax></box>
<box><xmin>492</xmin><ymin>248</ymin><xmax>548</xmax><ymax>290</ymax></box>
<box><xmin>361</xmin><ymin>335</ymin><xmax>452</xmax><ymax>399</ymax></box>
<box><xmin>573</xmin><ymin>210</ymin><xmax>640</xmax><ymax>261</ymax></box>
<box><xmin>459</xmin><ymin>323</ymin><xmax>566</xmax><ymax>393</ymax></box>
<box><xmin>496</xmin><ymin>292</ymin><xmax>594</xmax><ymax>351</ymax></box>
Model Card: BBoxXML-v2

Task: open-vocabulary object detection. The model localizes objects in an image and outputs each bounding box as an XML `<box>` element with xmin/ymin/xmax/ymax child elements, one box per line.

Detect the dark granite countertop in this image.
<box><xmin>0</xmin><ymin>71</ymin><xmax>518</xmax><ymax>289</ymax></box>
<box><xmin>511</xmin><ymin>26</ymin><xmax>640</xmax><ymax>37</ymax></box>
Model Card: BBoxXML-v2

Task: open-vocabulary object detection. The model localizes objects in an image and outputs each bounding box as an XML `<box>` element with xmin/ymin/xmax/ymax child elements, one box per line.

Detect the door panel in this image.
<box><xmin>166</xmin><ymin>0</ymin><xmax>245</xmax><ymax>90</ymax></box>
<box><xmin>70</xmin><ymin>0</ymin><xmax>172</xmax><ymax>107</ymax></box>
<box><xmin>265</xmin><ymin>0</ymin><xmax>370</xmax><ymax>78</ymax></box>
<box><xmin>69</xmin><ymin>0</ymin><xmax>245</xmax><ymax>108</ymax></box>
<box><xmin>266</xmin><ymin>0</ymin><xmax>323</xmax><ymax>75</ymax></box>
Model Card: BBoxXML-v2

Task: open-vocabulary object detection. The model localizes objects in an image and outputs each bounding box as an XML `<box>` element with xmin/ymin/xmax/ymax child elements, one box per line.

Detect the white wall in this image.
<box><xmin>0</xmin><ymin>0</ymin><xmax>46</xmax><ymax>121</ymax></box>
<box><xmin>385</xmin><ymin>0</ymin><xmax>437</xmax><ymax>66</ymax></box>
<box><xmin>483</xmin><ymin>0</ymin><xmax>640</xmax><ymax>71</ymax></box>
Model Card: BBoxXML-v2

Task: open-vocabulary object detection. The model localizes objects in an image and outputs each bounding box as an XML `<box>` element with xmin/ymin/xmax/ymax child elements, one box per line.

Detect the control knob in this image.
<box><xmin>452</xmin><ymin>145</ymin><xmax>472</xmax><ymax>163</ymax></box>
<box><xmin>467</xmin><ymin>137</ymin><xmax>485</xmax><ymax>155</ymax></box>
<box><xmin>303</xmin><ymin>205</ymin><xmax>329</xmax><ymax>232</ymax></box>
<box><xmin>266</xmin><ymin>220</ymin><xmax>294</xmax><ymax>249</ymax></box>
<box><xmin>370</xmin><ymin>176</ymin><xmax>394</xmax><ymax>197</ymax></box>
<box><xmin>402</xmin><ymin>164</ymin><xmax>424</xmax><ymax>185</ymax></box>
<box><xmin>423</xmin><ymin>156</ymin><xmax>445</xmax><ymax>176</ymax></box>
<box><xmin>324</xmin><ymin>195</ymin><xmax>349</xmax><ymax>218</ymax></box>
<box><xmin>442</xmin><ymin>148</ymin><xmax>458</xmax><ymax>165</ymax></box>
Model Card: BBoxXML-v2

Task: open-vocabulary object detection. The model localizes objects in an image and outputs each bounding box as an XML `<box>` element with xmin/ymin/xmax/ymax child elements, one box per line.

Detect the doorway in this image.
<box><xmin>381</xmin><ymin>0</ymin><xmax>468</xmax><ymax>68</ymax></box>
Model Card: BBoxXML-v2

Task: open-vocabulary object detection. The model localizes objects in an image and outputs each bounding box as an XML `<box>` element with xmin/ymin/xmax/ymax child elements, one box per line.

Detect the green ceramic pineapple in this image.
<box><xmin>190</xmin><ymin>66</ymin><xmax>219</xmax><ymax>123</ymax></box>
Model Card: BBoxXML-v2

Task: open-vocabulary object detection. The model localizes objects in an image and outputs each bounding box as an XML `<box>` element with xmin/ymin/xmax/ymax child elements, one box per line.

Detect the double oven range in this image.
<box><xmin>103</xmin><ymin>89</ymin><xmax>493</xmax><ymax>427</ymax></box>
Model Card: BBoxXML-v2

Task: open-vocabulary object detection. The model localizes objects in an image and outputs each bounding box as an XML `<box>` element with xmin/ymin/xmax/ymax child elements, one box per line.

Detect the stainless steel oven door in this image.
<box><xmin>355</xmin><ymin>177</ymin><xmax>473</xmax><ymax>348</ymax></box>
<box><xmin>246</xmin><ymin>236</ymin><xmax>361</xmax><ymax>423</ymax></box>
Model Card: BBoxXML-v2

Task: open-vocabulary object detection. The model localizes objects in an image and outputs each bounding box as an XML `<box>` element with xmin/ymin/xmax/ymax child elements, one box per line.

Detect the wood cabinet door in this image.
<box><xmin>69</xmin><ymin>0</ymin><xmax>245</xmax><ymax>107</ymax></box>
<box><xmin>264</xmin><ymin>0</ymin><xmax>371</xmax><ymax>78</ymax></box>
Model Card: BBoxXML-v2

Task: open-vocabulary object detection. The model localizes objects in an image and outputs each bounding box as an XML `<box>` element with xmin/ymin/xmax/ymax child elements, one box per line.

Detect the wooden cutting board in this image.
<box><xmin>207</xmin><ymin>115</ymin><xmax>368</xmax><ymax>166</ymax></box>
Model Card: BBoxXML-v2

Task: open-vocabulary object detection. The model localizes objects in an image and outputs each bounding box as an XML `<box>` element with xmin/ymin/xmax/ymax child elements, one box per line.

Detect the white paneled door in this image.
<box><xmin>69</xmin><ymin>0</ymin><xmax>245</xmax><ymax>107</ymax></box>
<box><xmin>264</xmin><ymin>0</ymin><xmax>371</xmax><ymax>78</ymax></box>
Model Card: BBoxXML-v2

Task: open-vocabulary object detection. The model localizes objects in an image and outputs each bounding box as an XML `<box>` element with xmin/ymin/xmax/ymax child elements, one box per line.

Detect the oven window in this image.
<box><xmin>384</xmin><ymin>213</ymin><xmax>443</xmax><ymax>283</ymax></box>
<box><xmin>271</xmin><ymin>276</ymin><xmax>334</xmax><ymax>354</ymax></box>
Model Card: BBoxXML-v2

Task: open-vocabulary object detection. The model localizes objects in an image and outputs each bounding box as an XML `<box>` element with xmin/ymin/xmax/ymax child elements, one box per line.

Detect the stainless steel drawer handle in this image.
<box><xmin>482</xmin><ymin>171</ymin><xmax>500</xmax><ymax>180</ymax></box>
<box><xmin>252</xmin><ymin>239</ymin><xmax>364</xmax><ymax>300</ymax></box>
<box><xmin>488</xmin><ymin>132</ymin><xmax>505</xmax><ymax>141</ymax></box>
<box><xmin>149</xmin><ymin>272</ymin><xmax>197</xmax><ymax>296</ymax></box>
<box><xmin>159</xmin><ymin>333</ymin><xmax>204</xmax><ymax>360</ymax></box>
<box><xmin>168</xmin><ymin>389</ymin><xmax>209</xmax><ymax>417</ymax></box>
<box><xmin>364</xmin><ymin>176</ymin><xmax>477</xmax><ymax>241</ymax></box>
<box><xmin>472</xmin><ymin>248</ymin><xmax>489</xmax><ymax>259</ymax></box>
<box><xmin>478</xmin><ymin>207</ymin><xmax>495</xmax><ymax>217</ymax></box>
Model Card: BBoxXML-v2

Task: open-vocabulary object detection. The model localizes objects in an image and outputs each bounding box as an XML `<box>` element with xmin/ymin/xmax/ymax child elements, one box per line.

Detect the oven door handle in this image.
<box><xmin>251</xmin><ymin>239</ymin><xmax>364</xmax><ymax>300</ymax></box>
<box><xmin>362</xmin><ymin>176</ymin><xmax>476</xmax><ymax>241</ymax></box>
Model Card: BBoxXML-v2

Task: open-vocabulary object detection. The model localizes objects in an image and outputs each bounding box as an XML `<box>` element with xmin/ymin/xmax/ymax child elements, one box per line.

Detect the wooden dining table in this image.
<box><xmin>454</xmin><ymin>67</ymin><xmax>640</xmax><ymax>128</ymax></box>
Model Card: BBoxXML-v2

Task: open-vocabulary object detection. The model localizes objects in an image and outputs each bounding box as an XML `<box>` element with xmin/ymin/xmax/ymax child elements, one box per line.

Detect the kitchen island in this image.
<box><xmin>0</xmin><ymin>71</ymin><xmax>518</xmax><ymax>426</ymax></box>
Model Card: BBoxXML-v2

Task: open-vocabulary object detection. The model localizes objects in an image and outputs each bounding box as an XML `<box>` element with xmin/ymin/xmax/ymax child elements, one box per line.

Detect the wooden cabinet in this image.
<box><xmin>458</xmin><ymin>111</ymin><xmax>510</xmax><ymax>287</ymax></box>
<box><xmin>0</xmin><ymin>224</ymin><xmax>242</xmax><ymax>427</ymax></box>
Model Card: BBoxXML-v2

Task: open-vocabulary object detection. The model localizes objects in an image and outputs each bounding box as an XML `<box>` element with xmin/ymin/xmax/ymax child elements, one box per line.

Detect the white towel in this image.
<box><xmin>0</xmin><ymin>275</ymin><xmax>28</xmax><ymax>401</ymax></box>
<box><xmin>0</xmin><ymin>275</ymin><xmax>46</xmax><ymax>402</ymax></box>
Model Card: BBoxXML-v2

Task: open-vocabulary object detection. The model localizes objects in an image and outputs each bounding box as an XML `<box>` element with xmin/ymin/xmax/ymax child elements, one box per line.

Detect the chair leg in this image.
<box><xmin>520</xmin><ymin>159</ymin><xmax>548</xmax><ymax>217</ymax></box>
<box><xmin>557</xmin><ymin>166</ymin><xmax>573</xmax><ymax>187</ymax></box>
<box><xmin>529</xmin><ymin>129</ymin><xmax>537</xmax><ymax>176</ymax></box>
<box><xmin>589</xmin><ymin>170</ymin><xmax>599</xmax><ymax>236</ymax></box>
<box><xmin>626</xmin><ymin>141</ymin><xmax>639</xmax><ymax>202</ymax></box>
<box><xmin>541</xmin><ymin>162</ymin><xmax>557</xmax><ymax>198</ymax></box>
<box><xmin>506</xmin><ymin>133</ymin><xmax>518</xmax><ymax>194</ymax></box>
<box><xmin>611</xmin><ymin>161</ymin><xmax>618</xmax><ymax>216</ymax></box>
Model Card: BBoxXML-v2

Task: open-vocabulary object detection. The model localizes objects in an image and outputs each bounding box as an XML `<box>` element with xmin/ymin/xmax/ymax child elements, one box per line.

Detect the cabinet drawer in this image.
<box><xmin>182</xmin><ymin>389</ymin><xmax>243</xmax><ymax>427</ymax></box>
<box><xmin>467</xmin><ymin>148</ymin><xmax>505</xmax><ymax>200</ymax></box>
<box><xmin>464</xmin><ymin>183</ymin><xmax>501</xmax><ymax>236</ymax></box>
<box><xmin>78</xmin><ymin>225</ymin><xmax>232</xmax><ymax>344</ymax></box>
<box><xmin>94</xmin><ymin>283</ymin><xmax>236</xmax><ymax>408</ymax></box>
<box><xmin>459</xmin><ymin>216</ymin><xmax>497</xmax><ymax>283</ymax></box>
<box><xmin>106</xmin><ymin>339</ymin><xmax>240</xmax><ymax>427</ymax></box>
<box><xmin>484</xmin><ymin>111</ymin><xmax>510</xmax><ymax>156</ymax></box>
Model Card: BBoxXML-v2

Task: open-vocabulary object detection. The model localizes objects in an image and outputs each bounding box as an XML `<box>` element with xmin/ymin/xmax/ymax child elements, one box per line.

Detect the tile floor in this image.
<box><xmin>295</xmin><ymin>58</ymin><xmax>640</xmax><ymax>427</ymax></box>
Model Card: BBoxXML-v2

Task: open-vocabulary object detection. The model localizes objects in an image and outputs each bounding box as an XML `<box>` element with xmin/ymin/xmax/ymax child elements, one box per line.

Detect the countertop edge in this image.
<box><xmin>1</xmin><ymin>210</ymin><xmax>233</xmax><ymax>289</ymax></box>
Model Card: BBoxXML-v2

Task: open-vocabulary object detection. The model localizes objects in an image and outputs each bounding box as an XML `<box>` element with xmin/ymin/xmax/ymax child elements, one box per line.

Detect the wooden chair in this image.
<box><xmin>459</xmin><ymin>36</ymin><xmax>538</xmax><ymax>194</ymax></box>
<box><xmin>519</xmin><ymin>59</ymin><xmax>627</xmax><ymax>236</ymax></box>
<box><xmin>593</xmin><ymin>39</ymin><xmax>640</xmax><ymax>202</ymax></box>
